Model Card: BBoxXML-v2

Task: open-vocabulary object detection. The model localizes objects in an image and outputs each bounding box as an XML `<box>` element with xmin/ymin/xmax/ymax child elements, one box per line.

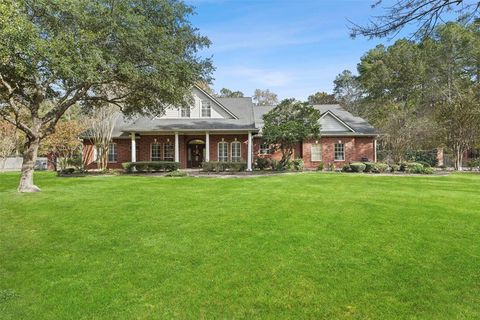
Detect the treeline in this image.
<box><xmin>333</xmin><ymin>21</ymin><xmax>480</xmax><ymax>168</ymax></box>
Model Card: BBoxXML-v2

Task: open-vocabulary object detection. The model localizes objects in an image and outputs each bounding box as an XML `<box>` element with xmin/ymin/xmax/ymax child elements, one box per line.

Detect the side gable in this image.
<box><xmin>320</xmin><ymin>111</ymin><xmax>354</xmax><ymax>132</ymax></box>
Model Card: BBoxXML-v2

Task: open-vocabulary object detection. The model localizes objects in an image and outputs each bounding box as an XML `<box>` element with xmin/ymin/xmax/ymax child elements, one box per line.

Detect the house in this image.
<box><xmin>82</xmin><ymin>86</ymin><xmax>377</xmax><ymax>170</ymax></box>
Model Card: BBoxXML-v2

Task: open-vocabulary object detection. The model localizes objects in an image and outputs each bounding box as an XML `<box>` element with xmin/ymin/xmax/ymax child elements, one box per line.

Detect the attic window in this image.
<box><xmin>181</xmin><ymin>106</ymin><xmax>190</xmax><ymax>118</ymax></box>
<box><xmin>201</xmin><ymin>100</ymin><xmax>211</xmax><ymax>117</ymax></box>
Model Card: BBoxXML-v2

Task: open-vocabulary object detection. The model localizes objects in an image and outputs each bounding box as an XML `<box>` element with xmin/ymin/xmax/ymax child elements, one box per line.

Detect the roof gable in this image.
<box><xmin>320</xmin><ymin>111</ymin><xmax>354</xmax><ymax>132</ymax></box>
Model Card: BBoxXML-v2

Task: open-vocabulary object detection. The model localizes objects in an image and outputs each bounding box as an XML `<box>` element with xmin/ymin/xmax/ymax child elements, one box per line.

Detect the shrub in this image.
<box><xmin>270</xmin><ymin>159</ymin><xmax>286</xmax><ymax>171</ymax></box>
<box><xmin>316</xmin><ymin>162</ymin><xmax>324</xmax><ymax>171</ymax></box>
<box><xmin>329</xmin><ymin>163</ymin><xmax>336</xmax><ymax>171</ymax></box>
<box><xmin>255</xmin><ymin>157</ymin><xmax>270</xmax><ymax>170</ymax></box>
<box><xmin>292</xmin><ymin>158</ymin><xmax>304</xmax><ymax>171</ymax></box>
<box><xmin>375</xmin><ymin>163</ymin><xmax>390</xmax><ymax>173</ymax></box>
<box><xmin>390</xmin><ymin>164</ymin><xmax>400</xmax><ymax>172</ymax></box>
<box><xmin>467</xmin><ymin>158</ymin><xmax>480</xmax><ymax>170</ymax></box>
<box><xmin>202</xmin><ymin>161</ymin><xmax>247</xmax><ymax>172</ymax></box>
<box><xmin>422</xmin><ymin>166</ymin><xmax>435</xmax><ymax>174</ymax></box>
<box><xmin>164</xmin><ymin>170</ymin><xmax>188</xmax><ymax>177</ymax></box>
<box><xmin>349</xmin><ymin>162</ymin><xmax>366</xmax><ymax>173</ymax></box>
<box><xmin>405</xmin><ymin>162</ymin><xmax>424</xmax><ymax>174</ymax></box>
<box><xmin>122</xmin><ymin>161</ymin><xmax>179</xmax><ymax>173</ymax></box>
<box><xmin>341</xmin><ymin>164</ymin><xmax>351</xmax><ymax>172</ymax></box>
<box><xmin>405</xmin><ymin>150</ymin><xmax>438</xmax><ymax>167</ymax></box>
<box><xmin>363</xmin><ymin>162</ymin><xmax>376</xmax><ymax>172</ymax></box>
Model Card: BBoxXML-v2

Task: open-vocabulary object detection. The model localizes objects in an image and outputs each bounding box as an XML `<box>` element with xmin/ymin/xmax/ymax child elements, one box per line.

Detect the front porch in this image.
<box><xmin>128</xmin><ymin>131</ymin><xmax>254</xmax><ymax>170</ymax></box>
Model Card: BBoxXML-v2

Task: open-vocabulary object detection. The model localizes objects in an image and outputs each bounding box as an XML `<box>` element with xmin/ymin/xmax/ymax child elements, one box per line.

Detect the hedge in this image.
<box><xmin>349</xmin><ymin>162</ymin><xmax>366</xmax><ymax>173</ymax></box>
<box><xmin>202</xmin><ymin>161</ymin><xmax>247</xmax><ymax>172</ymax></box>
<box><xmin>122</xmin><ymin>161</ymin><xmax>179</xmax><ymax>173</ymax></box>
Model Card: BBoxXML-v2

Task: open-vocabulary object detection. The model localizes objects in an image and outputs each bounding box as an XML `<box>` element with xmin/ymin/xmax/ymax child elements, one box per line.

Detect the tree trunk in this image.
<box><xmin>18</xmin><ymin>137</ymin><xmax>41</xmax><ymax>193</ymax></box>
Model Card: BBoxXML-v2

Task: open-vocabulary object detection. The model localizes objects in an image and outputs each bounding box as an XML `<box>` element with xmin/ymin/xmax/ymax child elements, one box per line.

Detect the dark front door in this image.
<box><xmin>188</xmin><ymin>144</ymin><xmax>205</xmax><ymax>168</ymax></box>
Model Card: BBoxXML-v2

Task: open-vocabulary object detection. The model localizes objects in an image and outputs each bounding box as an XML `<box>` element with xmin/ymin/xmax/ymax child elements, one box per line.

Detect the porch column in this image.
<box><xmin>247</xmin><ymin>131</ymin><xmax>253</xmax><ymax>171</ymax></box>
<box><xmin>373</xmin><ymin>138</ymin><xmax>377</xmax><ymax>163</ymax></box>
<box><xmin>205</xmin><ymin>132</ymin><xmax>210</xmax><ymax>162</ymax></box>
<box><xmin>174</xmin><ymin>132</ymin><xmax>179</xmax><ymax>163</ymax></box>
<box><xmin>130</xmin><ymin>132</ymin><xmax>136</xmax><ymax>162</ymax></box>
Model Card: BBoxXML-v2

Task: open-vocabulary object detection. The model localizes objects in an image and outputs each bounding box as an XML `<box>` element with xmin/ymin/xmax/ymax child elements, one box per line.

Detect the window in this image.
<box><xmin>218</xmin><ymin>141</ymin><xmax>228</xmax><ymax>162</ymax></box>
<box><xmin>201</xmin><ymin>100</ymin><xmax>211</xmax><ymax>117</ymax></box>
<box><xmin>108</xmin><ymin>143</ymin><xmax>117</xmax><ymax>162</ymax></box>
<box><xmin>181</xmin><ymin>106</ymin><xmax>190</xmax><ymax>118</ymax></box>
<box><xmin>334</xmin><ymin>143</ymin><xmax>345</xmax><ymax>161</ymax></box>
<box><xmin>231</xmin><ymin>141</ymin><xmax>241</xmax><ymax>162</ymax></box>
<box><xmin>259</xmin><ymin>143</ymin><xmax>271</xmax><ymax>155</ymax></box>
<box><xmin>163</xmin><ymin>142</ymin><xmax>174</xmax><ymax>161</ymax></box>
<box><xmin>151</xmin><ymin>143</ymin><xmax>161</xmax><ymax>161</ymax></box>
<box><xmin>311</xmin><ymin>144</ymin><xmax>322</xmax><ymax>162</ymax></box>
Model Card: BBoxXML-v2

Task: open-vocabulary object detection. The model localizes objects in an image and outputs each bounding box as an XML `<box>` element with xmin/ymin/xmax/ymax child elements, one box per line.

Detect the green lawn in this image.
<box><xmin>1</xmin><ymin>172</ymin><xmax>479</xmax><ymax>319</ymax></box>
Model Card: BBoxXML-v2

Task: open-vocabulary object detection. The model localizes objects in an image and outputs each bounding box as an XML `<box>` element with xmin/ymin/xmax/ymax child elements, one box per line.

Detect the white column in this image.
<box><xmin>174</xmin><ymin>132</ymin><xmax>179</xmax><ymax>163</ymax></box>
<box><xmin>130</xmin><ymin>132</ymin><xmax>136</xmax><ymax>162</ymax></box>
<box><xmin>205</xmin><ymin>132</ymin><xmax>210</xmax><ymax>162</ymax></box>
<box><xmin>373</xmin><ymin>138</ymin><xmax>377</xmax><ymax>163</ymax></box>
<box><xmin>247</xmin><ymin>131</ymin><xmax>252</xmax><ymax>171</ymax></box>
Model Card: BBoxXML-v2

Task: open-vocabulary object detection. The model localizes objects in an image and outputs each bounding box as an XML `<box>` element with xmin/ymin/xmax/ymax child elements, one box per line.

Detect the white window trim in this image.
<box><xmin>201</xmin><ymin>100</ymin><xmax>211</xmax><ymax>118</ymax></box>
<box><xmin>311</xmin><ymin>144</ymin><xmax>322</xmax><ymax>162</ymax></box>
<box><xmin>108</xmin><ymin>143</ymin><xmax>118</xmax><ymax>163</ymax></box>
<box><xmin>334</xmin><ymin>143</ymin><xmax>345</xmax><ymax>161</ymax></box>
<box><xmin>231</xmin><ymin>141</ymin><xmax>241</xmax><ymax>162</ymax></box>
<box><xmin>181</xmin><ymin>106</ymin><xmax>191</xmax><ymax>118</ymax></box>
<box><xmin>151</xmin><ymin>143</ymin><xmax>162</xmax><ymax>161</ymax></box>
<box><xmin>259</xmin><ymin>142</ymin><xmax>271</xmax><ymax>155</ymax></box>
<box><xmin>163</xmin><ymin>142</ymin><xmax>174</xmax><ymax>161</ymax></box>
<box><xmin>218</xmin><ymin>141</ymin><xmax>228</xmax><ymax>162</ymax></box>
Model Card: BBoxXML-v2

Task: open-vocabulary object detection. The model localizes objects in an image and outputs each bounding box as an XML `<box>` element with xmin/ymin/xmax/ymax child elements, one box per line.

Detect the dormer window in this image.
<box><xmin>201</xmin><ymin>100</ymin><xmax>211</xmax><ymax>117</ymax></box>
<box><xmin>181</xmin><ymin>106</ymin><xmax>190</xmax><ymax>118</ymax></box>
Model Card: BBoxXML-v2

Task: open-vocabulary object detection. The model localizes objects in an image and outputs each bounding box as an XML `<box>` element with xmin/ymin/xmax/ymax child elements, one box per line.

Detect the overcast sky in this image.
<box><xmin>186</xmin><ymin>0</ymin><xmax>408</xmax><ymax>100</ymax></box>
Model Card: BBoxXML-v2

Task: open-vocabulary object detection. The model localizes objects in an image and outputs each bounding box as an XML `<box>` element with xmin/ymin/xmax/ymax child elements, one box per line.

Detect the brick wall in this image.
<box><xmin>303</xmin><ymin>136</ymin><xmax>375</xmax><ymax>169</ymax></box>
<box><xmin>83</xmin><ymin>138</ymin><xmax>131</xmax><ymax>170</ymax></box>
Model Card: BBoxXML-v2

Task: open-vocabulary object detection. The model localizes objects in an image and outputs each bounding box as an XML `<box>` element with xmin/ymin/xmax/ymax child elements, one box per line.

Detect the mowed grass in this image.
<box><xmin>0</xmin><ymin>172</ymin><xmax>479</xmax><ymax>319</ymax></box>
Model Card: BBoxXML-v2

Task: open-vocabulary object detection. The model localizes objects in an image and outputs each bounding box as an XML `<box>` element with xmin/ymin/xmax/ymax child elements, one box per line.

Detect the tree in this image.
<box><xmin>41</xmin><ymin>119</ymin><xmax>86</xmax><ymax>171</ymax></box>
<box><xmin>307</xmin><ymin>92</ymin><xmax>337</xmax><ymax>105</ymax></box>
<box><xmin>253</xmin><ymin>89</ymin><xmax>278</xmax><ymax>106</ymax></box>
<box><xmin>218</xmin><ymin>88</ymin><xmax>244</xmax><ymax>98</ymax></box>
<box><xmin>333</xmin><ymin>70</ymin><xmax>363</xmax><ymax>116</ymax></box>
<box><xmin>0</xmin><ymin>0</ymin><xmax>212</xmax><ymax>192</ymax></box>
<box><xmin>87</xmin><ymin>106</ymin><xmax>119</xmax><ymax>171</ymax></box>
<box><xmin>350</xmin><ymin>0</ymin><xmax>480</xmax><ymax>39</ymax></box>
<box><xmin>0</xmin><ymin>120</ymin><xmax>16</xmax><ymax>169</ymax></box>
<box><xmin>262</xmin><ymin>99</ymin><xmax>321</xmax><ymax>169</ymax></box>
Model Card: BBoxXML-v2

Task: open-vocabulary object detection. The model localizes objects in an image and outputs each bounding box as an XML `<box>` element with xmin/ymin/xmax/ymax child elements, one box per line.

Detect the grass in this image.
<box><xmin>1</xmin><ymin>172</ymin><xmax>479</xmax><ymax>319</ymax></box>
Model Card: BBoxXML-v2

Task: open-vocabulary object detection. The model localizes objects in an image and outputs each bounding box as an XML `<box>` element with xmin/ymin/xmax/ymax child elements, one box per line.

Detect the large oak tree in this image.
<box><xmin>0</xmin><ymin>0</ymin><xmax>212</xmax><ymax>192</ymax></box>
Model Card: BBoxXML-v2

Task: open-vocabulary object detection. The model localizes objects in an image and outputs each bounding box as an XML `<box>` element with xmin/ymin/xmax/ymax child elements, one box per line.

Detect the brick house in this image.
<box><xmin>82</xmin><ymin>86</ymin><xmax>377</xmax><ymax>170</ymax></box>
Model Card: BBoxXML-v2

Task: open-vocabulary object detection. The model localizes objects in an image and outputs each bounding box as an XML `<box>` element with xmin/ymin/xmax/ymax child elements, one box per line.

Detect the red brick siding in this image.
<box><xmin>303</xmin><ymin>136</ymin><xmax>375</xmax><ymax>169</ymax></box>
<box><xmin>83</xmin><ymin>138</ymin><xmax>131</xmax><ymax>170</ymax></box>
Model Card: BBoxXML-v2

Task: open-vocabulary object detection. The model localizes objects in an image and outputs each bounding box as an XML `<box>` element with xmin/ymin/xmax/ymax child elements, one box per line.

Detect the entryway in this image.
<box><xmin>187</xmin><ymin>139</ymin><xmax>205</xmax><ymax>168</ymax></box>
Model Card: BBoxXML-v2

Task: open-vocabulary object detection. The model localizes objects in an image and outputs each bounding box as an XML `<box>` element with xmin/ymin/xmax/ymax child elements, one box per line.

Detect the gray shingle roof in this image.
<box><xmin>253</xmin><ymin>104</ymin><xmax>375</xmax><ymax>136</ymax></box>
<box><xmin>104</xmin><ymin>99</ymin><xmax>375</xmax><ymax>138</ymax></box>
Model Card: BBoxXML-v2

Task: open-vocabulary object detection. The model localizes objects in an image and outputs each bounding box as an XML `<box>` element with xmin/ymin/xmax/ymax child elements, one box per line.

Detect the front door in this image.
<box><xmin>188</xmin><ymin>144</ymin><xmax>205</xmax><ymax>168</ymax></box>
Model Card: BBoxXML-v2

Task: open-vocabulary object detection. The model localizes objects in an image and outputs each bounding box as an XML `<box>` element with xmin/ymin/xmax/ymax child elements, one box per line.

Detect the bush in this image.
<box><xmin>255</xmin><ymin>157</ymin><xmax>270</xmax><ymax>170</ymax></box>
<box><xmin>341</xmin><ymin>164</ymin><xmax>351</xmax><ymax>172</ymax></box>
<box><xmin>122</xmin><ymin>161</ymin><xmax>179</xmax><ymax>173</ymax></box>
<box><xmin>292</xmin><ymin>158</ymin><xmax>304</xmax><ymax>171</ymax></box>
<box><xmin>349</xmin><ymin>162</ymin><xmax>366</xmax><ymax>173</ymax></box>
<box><xmin>375</xmin><ymin>163</ymin><xmax>390</xmax><ymax>173</ymax></box>
<box><xmin>405</xmin><ymin>150</ymin><xmax>438</xmax><ymax>167</ymax></box>
<box><xmin>405</xmin><ymin>162</ymin><xmax>424</xmax><ymax>174</ymax></box>
<box><xmin>316</xmin><ymin>162</ymin><xmax>324</xmax><ymax>171</ymax></box>
<box><xmin>270</xmin><ymin>159</ymin><xmax>286</xmax><ymax>171</ymax></box>
<box><xmin>422</xmin><ymin>166</ymin><xmax>435</xmax><ymax>174</ymax></box>
<box><xmin>164</xmin><ymin>170</ymin><xmax>188</xmax><ymax>177</ymax></box>
<box><xmin>202</xmin><ymin>161</ymin><xmax>247</xmax><ymax>172</ymax></box>
<box><xmin>467</xmin><ymin>158</ymin><xmax>480</xmax><ymax>170</ymax></box>
<box><xmin>390</xmin><ymin>164</ymin><xmax>400</xmax><ymax>172</ymax></box>
<box><xmin>363</xmin><ymin>162</ymin><xmax>376</xmax><ymax>172</ymax></box>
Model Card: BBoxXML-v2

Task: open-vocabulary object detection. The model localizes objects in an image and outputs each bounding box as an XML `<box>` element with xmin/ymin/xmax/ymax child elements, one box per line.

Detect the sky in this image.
<box><xmin>185</xmin><ymin>0</ymin><xmax>406</xmax><ymax>100</ymax></box>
